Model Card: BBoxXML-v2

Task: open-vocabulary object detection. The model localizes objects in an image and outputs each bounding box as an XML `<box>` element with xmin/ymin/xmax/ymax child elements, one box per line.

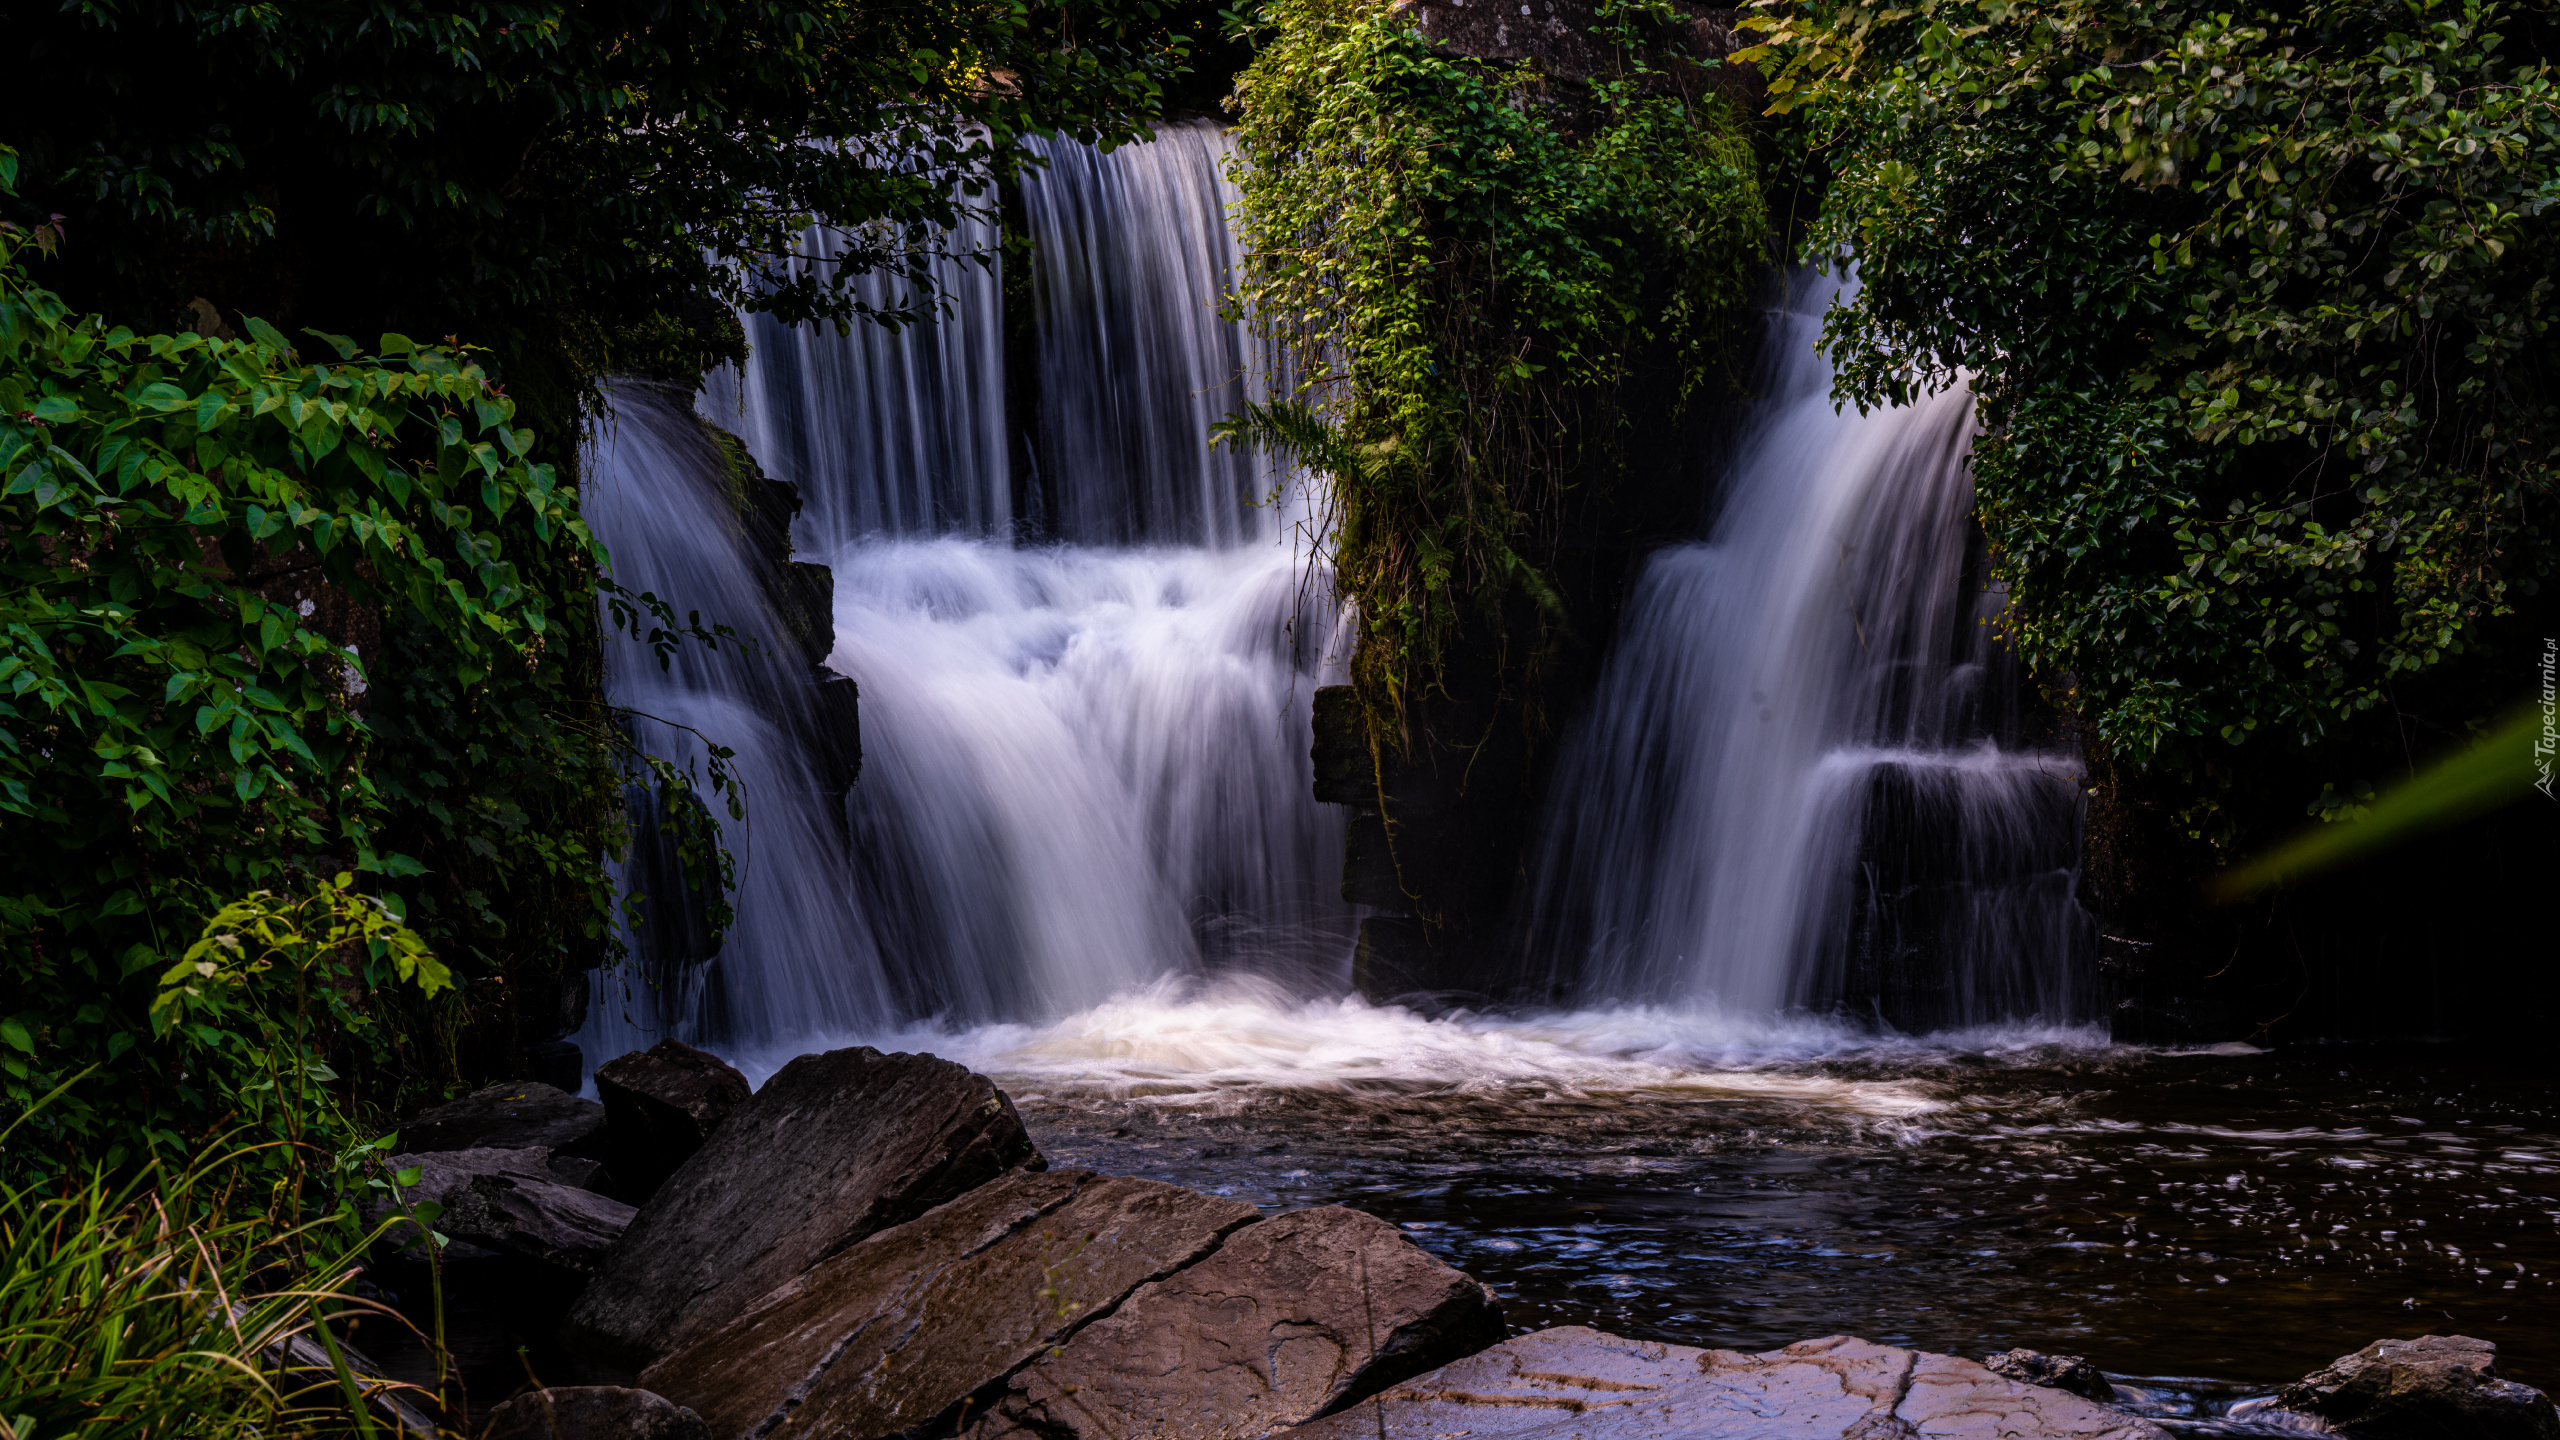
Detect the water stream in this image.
<box><xmin>568</xmin><ymin>124</ymin><xmax>2560</xmax><ymax>1413</ymax></box>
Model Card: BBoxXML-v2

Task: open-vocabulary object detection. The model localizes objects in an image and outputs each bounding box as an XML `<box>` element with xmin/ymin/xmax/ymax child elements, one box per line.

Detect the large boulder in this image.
<box><xmin>2275</xmin><ymin>1335</ymin><xmax>2560</xmax><ymax>1440</ymax></box>
<box><xmin>1281</xmin><ymin>1328</ymin><xmax>2165</xmax><ymax>1440</ymax></box>
<box><xmin>593</xmin><ymin>1039</ymin><xmax>751</xmax><ymax>1200</ymax></box>
<box><xmin>971</xmin><ymin>1206</ymin><xmax>1505</xmax><ymax>1440</ymax></box>
<box><xmin>374</xmin><ymin>1148</ymin><xmax>634</xmax><ymax>1271</ymax></box>
<box><xmin>481</xmin><ymin>1387</ymin><xmax>710</xmax><ymax>1440</ymax></box>
<box><xmin>560</xmin><ymin>1046</ymin><xmax>1042</xmax><ymax>1373</ymax></box>
<box><xmin>643</xmin><ymin>1169</ymin><xmax>1258</xmax><ymax>1439</ymax></box>
<box><xmin>398</xmin><ymin>1082</ymin><xmax>604</xmax><ymax>1155</ymax></box>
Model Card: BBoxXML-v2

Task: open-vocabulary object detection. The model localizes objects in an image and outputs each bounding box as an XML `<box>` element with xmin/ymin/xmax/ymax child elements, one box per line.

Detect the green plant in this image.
<box><xmin>1737</xmin><ymin>0</ymin><xmax>2557</xmax><ymax>824</ymax></box>
<box><xmin>1221</xmin><ymin>0</ymin><xmax>1767</xmax><ymax>726</ymax></box>
<box><xmin>0</xmin><ymin>1130</ymin><xmax>415</xmax><ymax>1440</ymax></box>
<box><xmin>0</xmin><ymin>189</ymin><xmax>735</xmax><ymax>1177</ymax></box>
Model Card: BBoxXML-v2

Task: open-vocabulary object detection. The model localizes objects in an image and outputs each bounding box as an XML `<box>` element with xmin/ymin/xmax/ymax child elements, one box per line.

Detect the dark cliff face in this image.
<box><xmin>1388</xmin><ymin>0</ymin><xmax>1758</xmax><ymax>107</ymax></box>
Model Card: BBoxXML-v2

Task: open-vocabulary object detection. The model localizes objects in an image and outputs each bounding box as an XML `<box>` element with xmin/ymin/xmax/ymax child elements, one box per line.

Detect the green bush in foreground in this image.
<box><xmin>0</xmin><ymin>159</ymin><xmax>737</xmax><ymax>1177</ymax></box>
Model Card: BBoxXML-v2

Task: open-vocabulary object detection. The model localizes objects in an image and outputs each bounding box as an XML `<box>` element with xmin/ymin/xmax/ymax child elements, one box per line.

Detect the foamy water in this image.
<box><xmin>722</xmin><ymin>978</ymin><xmax>2116</xmax><ymax>1118</ymax></box>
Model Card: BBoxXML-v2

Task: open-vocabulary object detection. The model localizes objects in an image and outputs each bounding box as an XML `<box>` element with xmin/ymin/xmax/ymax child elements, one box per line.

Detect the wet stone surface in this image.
<box><xmin>1000</xmin><ymin>1039</ymin><xmax>2560</xmax><ymax>1406</ymax></box>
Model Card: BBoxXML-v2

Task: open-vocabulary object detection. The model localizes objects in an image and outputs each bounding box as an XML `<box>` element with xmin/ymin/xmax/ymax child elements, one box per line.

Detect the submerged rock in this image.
<box><xmin>1281</xmin><ymin>1328</ymin><xmax>2166</xmax><ymax>1440</ymax></box>
<box><xmin>972</xmin><ymin>1205</ymin><xmax>1505</xmax><ymax>1440</ymax></box>
<box><xmin>1986</xmin><ymin>1348</ymin><xmax>2118</xmax><ymax>1404</ymax></box>
<box><xmin>644</xmin><ymin>1168</ymin><xmax>1257</xmax><ymax>1439</ymax></box>
<box><xmin>481</xmin><ymin>1386</ymin><xmax>710</xmax><ymax>1440</ymax></box>
<box><xmin>593</xmin><ymin>1038</ymin><xmax>751</xmax><ymax>1199</ymax></box>
<box><xmin>2275</xmin><ymin>1334</ymin><xmax>2560</xmax><ymax>1440</ymax></box>
<box><xmin>398</xmin><ymin>1081</ymin><xmax>605</xmax><ymax>1155</ymax></box>
<box><xmin>560</xmin><ymin>1046</ymin><xmax>1042</xmax><ymax>1373</ymax></box>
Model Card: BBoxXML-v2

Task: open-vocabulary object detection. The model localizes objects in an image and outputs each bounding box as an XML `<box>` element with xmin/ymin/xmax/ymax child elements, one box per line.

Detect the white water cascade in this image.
<box><xmin>1526</xmin><ymin>275</ymin><xmax>2095</xmax><ymax>1029</ymax></box>
<box><xmin>577</xmin><ymin>123</ymin><xmax>1351</xmax><ymax>1060</ymax></box>
<box><xmin>577</xmin><ymin>144</ymin><xmax>2095</xmax><ymax>1076</ymax></box>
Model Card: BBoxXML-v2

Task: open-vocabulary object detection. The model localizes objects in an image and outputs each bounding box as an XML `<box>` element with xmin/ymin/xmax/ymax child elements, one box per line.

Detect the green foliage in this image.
<box><xmin>1223</xmin><ymin>0</ymin><xmax>1766</xmax><ymax>718</ymax></box>
<box><xmin>1741</xmin><ymin>0</ymin><xmax>2557</xmax><ymax>804</ymax></box>
<box><xmin>0</xmin><ymin>1132</ymin><xmax>415</xmax><ymax>1440</ymax></box>
<box><xmin>9</xmin><ymin>0</ymin><xmax>1190</xmax><ymax>342</ymax></box>
<box><xmin>0</xmin><ymin>213</ymin><xmax>733</xmax><ymax>1176</ymax></box>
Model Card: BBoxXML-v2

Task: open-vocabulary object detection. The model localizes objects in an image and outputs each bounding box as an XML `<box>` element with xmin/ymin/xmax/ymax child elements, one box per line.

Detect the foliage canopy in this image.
<box><xmin>1740</xmin><ymin>0</ymin><xmax>2557</xmax><ymax>814</ymax></box>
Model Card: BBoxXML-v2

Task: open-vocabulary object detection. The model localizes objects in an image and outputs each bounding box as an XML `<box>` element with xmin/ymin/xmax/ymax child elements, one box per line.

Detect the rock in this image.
<box><xmin>1986</xmin><ymin>1348</ymin><xmax>2118</xmax><ymax>1404</ymax></box>
<box><xmin>373</xmin><ymin>1147</ymin><xmax>557</xmax><ymax>1258</ymax></box>
<box><xmin>644</xmin><ymin>1168</ymin><xmax>1257</xmax><ymax>1440</ymax></box>
<box><xmin>374</xmin><ymin>1148</ymin><xmax>634</xmax><ymax>1271</ymax></box>
<box><xmin>518</xmin><ymin>1038</ymin><xmax>585</xmax><ymax>1095</ymax></box>
<box><xmin>973</xmin><ymin>1205</ymin><xmax>1505</xmax><ymax>1440</ymax></box>
<box><xmin>398</xmin><ymin>1082</ymin><xmax>604</xmax><ymax>1155</ymax></box>
<box><xmin>593</xmin><ymin>1039</ymin><xmax>752</xmax><ymax>1199</ymax></box>
<box><xmin>547</xmin><ymin>1153</ymin><xmax>613</xmax><ymax>1192</ymax></box>
<box><xmin>1283</xmin><ymin>1328</ymin><xmax>2166</xmax><ymax>1440</ymax></box>
<box><xmin>2275</xmin><ymin>1334</ymin><xmax>2560</xmax><ymax>1440</ymax></box>
<box><xmin>481</xmin><ymin>1387</ymin><xmax>710</xmax><ymax>1440</ymax></box>
<box><xmin>560</xmin><ymin>1046</ymin><xmax>1043</xmax><ymax>1373</ymax></box>
<box><xmin>440</xmin><ymin>1170</ymin><xmax>637</xmax><ymax>1273</ymax></box>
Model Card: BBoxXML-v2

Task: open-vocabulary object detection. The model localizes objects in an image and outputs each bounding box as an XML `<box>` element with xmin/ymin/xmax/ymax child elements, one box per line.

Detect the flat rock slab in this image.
<box><xmin>644</xmin><ymin>1168</ymin><xmax>1257</xmax><ymax>1440</ymax></box>
<box><xmin>399</xmin><ymin>1082</ymin><xmax>604</xmax><ymax>1154</ymax></box>
<box><xmin>973</xmin><ymin>1205</ymin><xmax>1506</xmax><ymax>1440</ymax></box>
<box><xmin>1281</xmin><ymin>1329</ymin><xmax>2166</xmax><ymax>1440</ymax></box>
<box><xmin>562</xmin><ymin>1046</ymin><xmax>1043</xmax><ymax>1372</ymax></box>
<box><xmin>482</xmin><ymin>1386</ymin><xmax>710</xmax><ymax>1440</ymax></box>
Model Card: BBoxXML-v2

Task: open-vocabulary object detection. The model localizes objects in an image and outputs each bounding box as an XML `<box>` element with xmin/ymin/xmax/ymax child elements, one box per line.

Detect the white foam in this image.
<box><xmin>723</xmin><ymin>977</ymin><xmax>2116</xmax><ymax>1118</ymax></box>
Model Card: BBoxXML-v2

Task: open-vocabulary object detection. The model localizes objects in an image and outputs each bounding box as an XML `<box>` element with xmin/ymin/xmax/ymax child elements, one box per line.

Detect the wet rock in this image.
<box><xmin>374</xmin><ymin>1148</ymin><xmax>635</xmax><ymax>1271</ymax></box>
<box><xmin>974</xmin><ymin>1205</ymin><xmax>1505</xmax><ymax>1440</ymax></box>
<box><xmin>644</xmin><ymin>1169</ymin><xmax>1257</xmax><ymax>1439</ymax></box>
<box><xmin>1283</xmin><ymin>1328</ymin><xmax>2166</xmax><ymax>1440</ymax></box>
<box><xmin>440</xmin><ymin>1170</ymin><xmax>636</xmax><ymax>1274</ymax></box>
<box><xmin>560</xmin><ymin>1046</ymin><xmax>1043</xmax><ymax>1373</ymax></box>
<box><xmin>397</xmin><ymin>1081</ymin><xmax>605</xmax><ymax>1155</ymax></box>
<box><xmin>547</xmin><ymin>1153</ymin><xmax>613</xmax><ymax>1192</ymax></box>
<box><xmin>481</xmin><ymin>1386</ymin><xmax>710</xmax><ymax>1440</ymax></box>
<box><xmin>2275</xmin><ymin>1334</ymin><xmax>2560</xmax><ymax>1440</ymax></box>
<box><xmin>593</xmin><ymin>1039</ymin><xmax>752</xmax><ymax>1199</ymax></box>
<box><xmin>1987</xmin><ymin>1348</ymin><xmax>2118</xmax><ymax>1404</ymax></box>
<box><xmin>373</xmin><ymin>1147</ymin><xmax>556</xmax><ymax>1259</ymax></box>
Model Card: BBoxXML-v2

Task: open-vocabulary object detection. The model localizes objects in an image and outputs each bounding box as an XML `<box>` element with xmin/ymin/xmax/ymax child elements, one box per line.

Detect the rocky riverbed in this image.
<box><xmin>347</xmin><ymin>1032</ymin><xmax>2560</xmax><ymax>1439</ymax></box>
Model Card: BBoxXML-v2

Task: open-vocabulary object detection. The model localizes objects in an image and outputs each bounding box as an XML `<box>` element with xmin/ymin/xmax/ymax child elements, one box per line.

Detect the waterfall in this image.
<box><xmin>1527</xmin><ymin>275</ymin><xmax>2096</xmax><ymax>1029</ymax></box>
<box><xmin>580</xmin><ymin>123</ymin><xmax>1352</xmax><ymax>1061</ymax></box>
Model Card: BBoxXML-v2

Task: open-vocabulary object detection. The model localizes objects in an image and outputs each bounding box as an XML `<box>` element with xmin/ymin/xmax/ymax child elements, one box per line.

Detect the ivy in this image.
<box><xmin>1221</xmin><ymin>0</ymin><xmax>1767</xmax><ymax>723</ymax></box>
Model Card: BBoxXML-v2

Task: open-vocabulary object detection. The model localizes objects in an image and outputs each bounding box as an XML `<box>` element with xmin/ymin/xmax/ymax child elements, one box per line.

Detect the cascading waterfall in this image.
<box><xmin>1526</xmin><ymin>275</ymin><xmax>2095</xmax><ymax>1030</ymax></box>
<box><xmin>580</xmin><ymin>123</ymin><xmax>1351</xmax><ymax>1062</ymax></box>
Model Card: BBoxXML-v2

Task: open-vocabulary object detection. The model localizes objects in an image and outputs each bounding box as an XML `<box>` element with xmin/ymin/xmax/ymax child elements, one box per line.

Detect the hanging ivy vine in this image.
<box><xmin>1220</xmin><ymin>0</ymin><xmax>1768</xmax><ymax>729</ymax></box>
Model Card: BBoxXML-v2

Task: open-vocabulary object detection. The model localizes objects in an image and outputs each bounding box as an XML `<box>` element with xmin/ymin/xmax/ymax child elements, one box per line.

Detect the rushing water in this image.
<box><xmin>562</xmin><ymin>124</ymin><xmax>2560</xmax><ymax>1420</ymax></box>
<box><xmin>1529</xmin><ymin>275</ymin><xmax>2093</xmax><ymax>1029</ymax></box>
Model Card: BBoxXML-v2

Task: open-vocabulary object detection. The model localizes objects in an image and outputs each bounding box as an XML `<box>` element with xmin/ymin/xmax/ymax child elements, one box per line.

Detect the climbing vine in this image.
<box><xmin>1222</xmin><ymin>0</ymin><xmax>1767</xmax><ymax>726</ymax></box>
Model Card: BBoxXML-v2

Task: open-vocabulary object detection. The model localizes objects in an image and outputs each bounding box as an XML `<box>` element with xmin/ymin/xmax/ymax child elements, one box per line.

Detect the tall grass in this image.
<box><xmin>0</xmin><ymin>1137</ymin><xmax>426</xmax><ymax>1440</ymax></box>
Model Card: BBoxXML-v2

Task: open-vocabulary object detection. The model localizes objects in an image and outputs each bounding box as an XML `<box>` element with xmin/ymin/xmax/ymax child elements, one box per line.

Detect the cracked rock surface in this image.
<box><xmin>561</xmin><ymin>1046</ymin><xmax>1044</xmax><ymax>1373</ymax></box>
<box><xmin>1279</xmin><ymin>1327</ymin><xmax>2166</xmax><ymax>1440</ymax></box>
<box><xmin>642</xmin><ymin>1169</ymin><xmax>1257</xmax><ymax>1440</ymax></box>
<box><xmin>968</xmin><ymin>1205</ymin><xmax>1506</xmax><ymax>1440</ymax></box>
